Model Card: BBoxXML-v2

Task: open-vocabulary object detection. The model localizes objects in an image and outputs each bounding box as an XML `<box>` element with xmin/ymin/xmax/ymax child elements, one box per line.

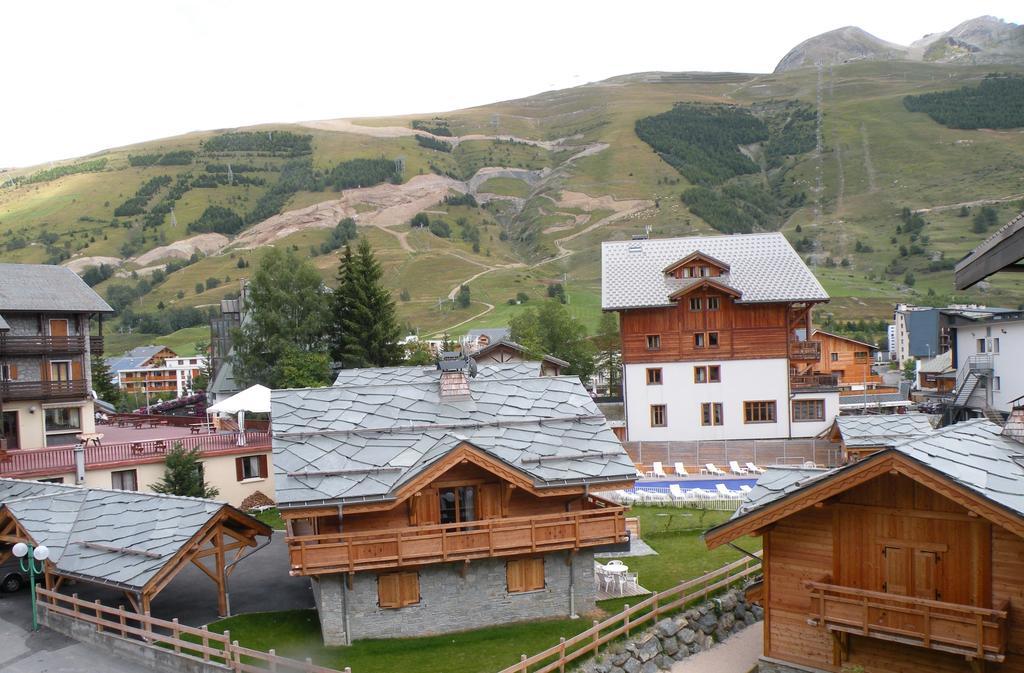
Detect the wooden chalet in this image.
<box><xmin>806</xmin><ymin>329</ymin><xmax>880</xmax><ymax>387</ymax></box>
<box><xmin>273</xmin><ymin>361</ymin><xmax>635</xmax><ymax>645</ymax></box>
<box><xmin>470</xmin><ymin>338</ymin><xmax>568</xmax><ymax>376</ymax></box>
<box><xmin>0</xmin><ymin>479</ymin><xmax>271</xmax><ymax>617</ymax></box>
<box><xmin>706</xmin><ymin>418</ymin><xmax>1024</xmax><ymax>673</ymax></box>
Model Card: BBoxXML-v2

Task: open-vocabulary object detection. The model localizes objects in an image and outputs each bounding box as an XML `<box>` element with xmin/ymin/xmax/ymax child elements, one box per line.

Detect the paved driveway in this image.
<box><xmin>0</xmin><ymin>593</ymin><xmax>145</xmax><ymax>673</ymax></box>
<box><xmin>47</xmin><ymin>534</ymin><xmax>314</xmax><ymax>627</ymax></box>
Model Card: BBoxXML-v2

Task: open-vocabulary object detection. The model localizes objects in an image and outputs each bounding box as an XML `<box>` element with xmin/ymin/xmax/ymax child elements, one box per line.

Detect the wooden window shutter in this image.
<box><xmin>378</xmin><ymin>573</ymin><xmax>401</xmax><ymax>608</ymax></box>
<box><xmin>257</xmin><ymin>454</ymin><xmax>269</xmax><ymax>478</ymax></box>
<box><xmin>7</xmin><ymin>364</ymin><xmax>16</xmax><ymax>380</ymax></box>
<box><xmin>72</xmin><ymin>360</ymin><xmax>83</xmax><ymax>380</ymax></box>
<box><xmin>399</xmin><ymin>572</ymin><xmax>420</xmax><ymax>606</ymax></box>
<box><xmin>235</xmin><ymin>457</ymin><xmax>244</xmax><ymax>482</ymax></box>
<box><xmin>478</xmin><ymin>483</ymin><xmax>501</xmax><ymax>519</ymax></box>
<box><xmin>413</xmin><ymin>488</ymin><xmax>440</xmax><ymax>526</ymax></box>
<box><xmin>526</xmin><ymin>558</ymin><xmax>544</xmax><ymax>591</ymax></box>
<box><xmin>507</xmin><ymin>560</ymin><xmax>525</xmax><ymax>593</ymax></box>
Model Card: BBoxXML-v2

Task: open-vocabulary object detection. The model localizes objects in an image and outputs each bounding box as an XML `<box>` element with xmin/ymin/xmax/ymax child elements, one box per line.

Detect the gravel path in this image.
<box><xmin>670</xmin><ymin>621</ymin><xmax>762</xmax><ymax>673</ymax></box>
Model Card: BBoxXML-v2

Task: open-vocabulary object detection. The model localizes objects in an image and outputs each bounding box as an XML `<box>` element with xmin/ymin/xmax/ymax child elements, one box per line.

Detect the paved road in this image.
<box><xmin>0</xmin><ymin>594</ymin><xmax>145</xmax><ymax>673</ymax></box>
<box><xmin>59</xmin><ymin>535</ymin><xmax>314</xmax><ymax>626</ymax></box>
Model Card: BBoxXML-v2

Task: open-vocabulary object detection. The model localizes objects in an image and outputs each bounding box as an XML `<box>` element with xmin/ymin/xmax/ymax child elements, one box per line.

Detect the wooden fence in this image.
<box><xmin>496</xmin><ymin>551</ymin><xmax>762</xmax><ymax>673</ymax></box>
<box><xmin>37</xmin><ymin>587</ymin><xmax>350</xmax><ymax>673</ymax></box>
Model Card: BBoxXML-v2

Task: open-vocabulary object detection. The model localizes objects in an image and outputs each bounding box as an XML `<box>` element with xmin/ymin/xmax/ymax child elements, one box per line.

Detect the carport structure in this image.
<box><xmin>0</xmin><ymin>479</ymin><xmax>271</xmax><ymax>617</ymax></box>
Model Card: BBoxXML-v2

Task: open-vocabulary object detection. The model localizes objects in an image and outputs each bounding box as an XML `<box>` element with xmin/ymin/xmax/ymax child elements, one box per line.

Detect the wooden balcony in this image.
<box><xmin>806</xmin><ymin>580</ymin><xmax>1009</xmax><ymax>662</ymax></box>
<box><xmin>790</xmin><ymin>341</ymin><xmax>822</xmax><ymax>361</ymax></box>
<box><xmin>287</xmin><ymin>504</ymin><xmax>629</xmax><ymax>576</ymax></box>
<box><xmin>0</xmin><ymin>379</ymin><xmax>88</xmax><ymax>401</ymax></box>
<box><xmin>0</xmin><ymin>335</ymin><xmax>101</xmax><ymax>356</ymax></box>
<box><xmin>791</xmin><ymin>374</ymin><xmax>839</xmax><ymax>389</ymax></box>
<box><xmin>0</xmin><ymin>431</ymin><xmax>271</xmax><ymax>478</ymax></box>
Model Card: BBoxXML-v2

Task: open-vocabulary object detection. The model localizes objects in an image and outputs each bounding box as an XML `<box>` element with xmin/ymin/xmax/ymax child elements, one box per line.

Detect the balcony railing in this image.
<box><xmin>0</xmin><ymin>431</ymin><xmax>271</xmax><ymax>478</ymax></box>
<box><xmin>0</xmin><ymin>379</ymin><xmax>88</xmax><ymax>401</ymax></box>
<box><xmin>287</xmin><ymin>503</ymin><xmax>629</xmax><ymax>576</ymax></box>
<box><xmin>0</xmin><ymin>335</ymin><xmax>103</xmax><ymax>356</ymax></box>
<box><xmin>790</xmin><ymin>374</ymin><xmax>839</xmax><ymax>389</ymax></box>
<box><xmin>790</xmin><ymin>341</ymin><xmax>822</xmax><ymax>360</ymax></box>
<box><xmin>806</xmin><ymin>580</ymin><xmax>1009</xmax><ymax>662</ymax></box>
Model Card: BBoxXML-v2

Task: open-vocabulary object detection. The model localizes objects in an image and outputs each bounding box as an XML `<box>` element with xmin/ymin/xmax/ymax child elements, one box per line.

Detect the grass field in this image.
<box><xmin>204</xmin><ymin>507</ymin><xmax>752</xmax><ymax>673</ymax></box>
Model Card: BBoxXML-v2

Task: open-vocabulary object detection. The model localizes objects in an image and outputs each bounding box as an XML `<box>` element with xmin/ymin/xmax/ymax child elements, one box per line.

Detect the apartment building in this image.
<box><xmin>109</xmin><ymin>345</ymin><xmax>207</xmax><ymax>399</ymax></box>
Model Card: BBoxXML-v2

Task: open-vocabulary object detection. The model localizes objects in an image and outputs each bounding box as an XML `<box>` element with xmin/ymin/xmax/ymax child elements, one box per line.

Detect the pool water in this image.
<box><xmin>633</xmin><ymin>478</ymin><xmax>758</xmax><ymax>491</ymax></box>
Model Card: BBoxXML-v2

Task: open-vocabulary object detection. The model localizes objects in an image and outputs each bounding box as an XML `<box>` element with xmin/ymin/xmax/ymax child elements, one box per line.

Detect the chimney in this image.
<box><xmin>437</xmin><ymin>352</ymin><xmax>475</xmax><ymax>401</ymax></box>
<box><xmin>1003</xmin><ymin>401</ymin><xmax>1024</xmax><ymax>444</ymax></box>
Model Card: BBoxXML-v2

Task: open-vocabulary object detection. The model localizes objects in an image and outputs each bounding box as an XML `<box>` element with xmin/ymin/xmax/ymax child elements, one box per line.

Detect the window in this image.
<box><xmin>50</xmin><ymin>360</ymin><xmax>71</xmax><ymax>382</ymax></box>
<box><xmin>0</xmin><ymin>363</ymin><xmax>16</xmax><ymax>380</ymax></box>
<box><xmin>993</xmin><ymin>338</ymin><xmax>1000</xmax><ymax>354</ymax></box>
<box><xmin>646</xmin><ymin>334</ymin><xmax>661</xmax><ymax>351</ymax></box>
<box><xmin>235</xmin><ymin>454</ymin><xmax>268</xmax><ymax>481</ymax></box>
<box><xmin>689</xmin><ymin>297</ymin><xmax>702</xmax><ymax>311</ymax></box>
<box><xmin>507</xmin><ymin>558</ymin><xmax>545</xmax><ymax>593</ymax></box>
<box><xmin>694</xmin><ymin>333</ymin><xmax>705</xmax><ymax>348</ymax></box>
<box><xmin>39</xmin><ymin>477</ymin><xmax>64</xmax><ymax>484</ymax></box>
<box><xmin>439</xmin><ymin>486</ymin><xmax>476</xmax><ymax>524</ymax></box>
<box><xmin>792</xmin><ymin>399</ymin><xmax>825</xmax><ymax>422</ymax></box>
<box><xmin>681</xmin><ymin>267</ymin><xmax>693</xmax><ymax>278</ymax></box>
<box><xmin>700</xmin><ymin>402</ymin><xmax>723</xmax><ymax>426</ymax></box>
<box><xmin>646</xmin><ymin>368</ymin><xmax>662</xmax><ymax>385</ymax></box>
<box><xmin>708</xmin><ymin>332</ymin><xmax>719</xmax><ymax>347</ymax></box>
<box><xmin>744</xmin><ymin>401</ymin><xmax>777</xmax><ymax>424</ymax></box>
<box><xmin>699</xmin><ymin>266</ymin><xmax>710</xmax><ymax>277</ymax></box>
<box><xmin>994</xmin><ymin>376</ymin><xmax>1001</xmax><ymax>391</ymax></box>
<box><xmin>707</xmin><ymin>297</ymin><xmax>720</xmax><ymax>311</ymax></box>
<box><xmin>45</xmin><ymin>407</ymin><xmax>81</xmax><ymax>433</ymax></box>
<box><xmin>708</xmin><ymin>365</ymin><xmax>721</xmax><ymax>382</ymax></box>
<box><xmin>977</xmin><ymin>338</ymin><xmax>986</xmax><ymax>354</ymax></box>
<box><xmin>830</xmin><ymin>352</ymin><xmax>839</xmax><ymax>362</ymax></box>
<box><xmin>694</xmin><ymin>366</ymin><xmax>707</xmax><ymax>383</ymax></box>
<box><xmin>112</xmin><ymin>469</ymin><xmax>138</xmax><ymax>491</ymax></box>
<box><xmin>650</xmin><ymin>404</ymin><xmax>667</xmax><ymax>427</ymax></box>
<box><xmin>854</xmin><ymin>351</ymin><xmax>868</xmax><ymax>362</ymax></box>
<box><xmin>378</xmin><ymin>571</ymin><xmax>420</xmax><ymax>608</ymax></box>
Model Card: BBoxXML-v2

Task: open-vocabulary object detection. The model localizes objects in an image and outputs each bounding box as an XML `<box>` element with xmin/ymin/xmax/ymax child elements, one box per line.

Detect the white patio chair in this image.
<box><xmin>651</xmin><ymin>461</ymin><xmax>669</xmax><ymax>478</ymax></box>
<box><xmin>740</xmin><ymin>485</ymin><xmax>753</xmax><ymax>494</ymax></box>
<box><xmin>705</xmin><ymin>463</ymin><xmax>726</xmax><ymax>476</ymax></box>
<box><xmin>637</xmin><ymin>489</ymin><xmax>671</xmax><ymax>505</ymax></box>
<box><xmin>674</xmin><ymin>462</ymin><xmax>689</xmax><ymax>476</ymax></box>
<box><xmin>606</xmin><ymin>559</ymin><xmax>625</xmax><ymax>569</ymax></box>
<box><xmin>746</xmin><ymin>462</ymin><xmax>766</xmax><ymax>474</ymax></box>
<box><xmin>729</xmin><ymin>460</ymin><xmax>749</xmax><ymax>475</ymax></box>
<box><xmin>625</xmin><ymin>572</ymin><xmax>640</xmax><ymax>592</ymax></box>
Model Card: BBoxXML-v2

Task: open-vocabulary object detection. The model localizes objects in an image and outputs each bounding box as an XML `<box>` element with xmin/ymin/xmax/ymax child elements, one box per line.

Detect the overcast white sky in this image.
<box><xmin>3</xmin><ymin>1</ymin><xmax>1020</xmax><ymax>168</ymax></box>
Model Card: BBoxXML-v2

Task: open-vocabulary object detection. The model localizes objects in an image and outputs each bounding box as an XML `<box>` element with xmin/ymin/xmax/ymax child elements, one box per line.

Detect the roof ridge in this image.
<box><xmin>276</xmin><ymin>413</ymin><xmax>608</xmax><ymax>440</ymax></box>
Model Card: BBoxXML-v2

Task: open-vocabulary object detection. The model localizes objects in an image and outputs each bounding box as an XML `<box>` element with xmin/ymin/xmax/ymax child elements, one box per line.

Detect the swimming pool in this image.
<box><xmin>633</xmin><ymin>478</ymin><xmax>758</xmax><ymax>491</ymax></box>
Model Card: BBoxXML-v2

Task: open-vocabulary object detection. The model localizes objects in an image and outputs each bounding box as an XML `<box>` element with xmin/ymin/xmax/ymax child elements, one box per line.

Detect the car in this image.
<box><xmin>1</xmin><ymin>558</ymin><xmax>28</xmax><ymax>593</ymax></box>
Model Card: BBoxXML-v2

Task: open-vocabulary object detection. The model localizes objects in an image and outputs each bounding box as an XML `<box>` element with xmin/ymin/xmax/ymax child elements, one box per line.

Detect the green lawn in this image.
<box><xmin>206</xmin><ymin>506</ymin><xmax>755</xmax><ymax>673</ymax></box>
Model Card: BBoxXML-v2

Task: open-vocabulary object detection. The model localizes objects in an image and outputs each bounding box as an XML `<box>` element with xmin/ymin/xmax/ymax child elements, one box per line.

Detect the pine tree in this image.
<box><xmin>330</xmin><ymin>238</ymin><xmax>403</xmax><ymax>368</ymax></box>
<box><xmin>91</xmin><ymin>356</ymin><xmax>121</xmax><ymax>408</ymax></box>
<box><xmin>149</xmin><ymin>443</ymin><xmax>219</xmax><ymax>498</ymax></box>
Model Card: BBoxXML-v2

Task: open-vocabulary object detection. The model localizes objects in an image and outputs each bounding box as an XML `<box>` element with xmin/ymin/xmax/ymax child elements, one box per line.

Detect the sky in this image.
<box><xmin>3</xmin><ymin>0</ymin><xmax>1020</xmax><ymax>168</ymax></box>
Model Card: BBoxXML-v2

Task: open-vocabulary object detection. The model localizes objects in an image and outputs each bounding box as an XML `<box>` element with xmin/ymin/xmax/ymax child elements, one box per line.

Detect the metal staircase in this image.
<box><xmin>945</xmin><ymin>355</ymin><xmax>994</xmax><ymax>424</ymax></box>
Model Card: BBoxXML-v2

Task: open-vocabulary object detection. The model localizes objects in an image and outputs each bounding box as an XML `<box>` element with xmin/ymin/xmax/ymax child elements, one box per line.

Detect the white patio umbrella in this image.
<box><xmin>206</xmin><ymin>384</ymin><xmax>272</xmax><ymax>446</ymax></box>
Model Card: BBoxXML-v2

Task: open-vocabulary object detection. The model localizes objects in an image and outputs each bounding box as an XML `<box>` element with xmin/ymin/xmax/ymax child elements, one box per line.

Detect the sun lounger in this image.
<box><xmin>704</xmin><ymin>463</ymin><xmax>726</xmax><ymax>476</ymax></box>
<box><xmin>673</xmin><ymin>462</ymin><xmax>689</xmax><ymax>476</ymax></box>
<box><xmin>745</xmin><ymin>462</ymin><xmax>766</xmax><ymax>474</ymax></box>
<box><xmin>649</xmin><ymin>461</ymin><xmax>669</xmax><ymax>478</ymax></box>
<box><xmin>740</xmin><ymin>485</ymin><xmax>753</xmax><ymax>494</ymax></box>
<box><xmin>728</xmin><ymin>460</ymin><xmax>749</xmax><ymax>475</ymax></box>
<box><xmin>636</xmin><ymin>489</ymin><xmax>671</xmax><ymax>504</ymax></box>
<box><xmin>716</xmin><ymin>483</ymin><xmax>742</xmax><ymax>499</ymax></box>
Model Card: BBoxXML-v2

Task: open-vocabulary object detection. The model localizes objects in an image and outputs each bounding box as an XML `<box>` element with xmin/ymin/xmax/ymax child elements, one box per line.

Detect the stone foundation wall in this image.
<box><xmin>314</xmin><ymin>550</ymin><xmax>595</xmax><ymax>644</ymax></box>
<box><xmin>580</xmin><ymin>588</ymin><xmax>763</xmax><ymax>673</ymax></box>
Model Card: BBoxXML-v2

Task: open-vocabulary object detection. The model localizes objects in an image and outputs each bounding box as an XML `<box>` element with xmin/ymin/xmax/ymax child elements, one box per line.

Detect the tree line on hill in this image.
<box><xmin>903</xmin><ymin>74</ymin><xmax>1024</xmax><ymax>130</ymax></box>
<box><xmin>202</xmin><ymin>131</ymin><xmax>313</xmax><ymax>156</ymax></box>
<box><xmin>14</xmin><ymin>158</ymin><xmax>107</xmax><ymax>186</ymax></box>
<box><xmin>127</xmin><ymin>151</ymin><xmax>195</xmax><ymax>166</ymax></box>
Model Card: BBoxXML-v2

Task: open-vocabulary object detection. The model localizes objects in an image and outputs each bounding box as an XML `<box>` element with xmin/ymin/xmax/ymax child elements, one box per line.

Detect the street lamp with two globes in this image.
<box><xmin>11</xmin><ymin>541</ymin><xmax>49</xmax><ymax>631</ymax></box>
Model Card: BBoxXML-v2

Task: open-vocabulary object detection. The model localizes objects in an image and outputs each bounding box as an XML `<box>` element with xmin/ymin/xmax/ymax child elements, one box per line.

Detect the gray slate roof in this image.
<box><xmin>272</xmin><ymin>375</ymin><xmax>635</xmax><ymax>508</ymax></box>
<box><xmin>718</xmin><ymin>418</ymin><xmax>1024</xmax><ymax>528</ymax></box>
<box><xmin>465</xmin><ymin>328</ymin><xmax>510</xmax><ymax>343</ymax></box>
<box><xmin>107</xmin><ymin>345</ymin><xmax>169</xmax><ymax>374</ymax></box>
<box><xmin>601</xmin><ymin>233</ymin><xmax>828</xmax><ymax>310</ymax></box>
<box><xmin>0</xmin><ymin>479</ymin><xmax>251</xmax><ymax>591</ymax></box>
<box><xmin>835</xmin><ymin>413</ymin><xmax>935</xmax><ymax>447</ymax></box>
<box><xmin>473</xmin><ymin>339</ymin><xmax>571</xmax><ymax>367</ymax></box>
<box><xmin>333</xmin><ymin>362</ymin><xmax>543</xmax><ymax>387</ymax></box>
<box><xmin>0</xmin><ymin>263</ymin><xmax>113</xmax><ymax>313</ymax></box>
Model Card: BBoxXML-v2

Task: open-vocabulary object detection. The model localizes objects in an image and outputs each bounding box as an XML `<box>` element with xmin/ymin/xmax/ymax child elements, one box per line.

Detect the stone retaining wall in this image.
<box><xmin>580</xmin><ymin>588</ymin><xmax>763</xmax><ymax>673</ymax></box>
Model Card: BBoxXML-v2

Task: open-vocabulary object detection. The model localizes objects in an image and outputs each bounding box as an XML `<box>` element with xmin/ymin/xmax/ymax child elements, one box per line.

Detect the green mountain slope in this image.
<box><xmin>3</xmin><ymin>60</ymin><xmax>1024</xmax><ymax>354</ymax></box>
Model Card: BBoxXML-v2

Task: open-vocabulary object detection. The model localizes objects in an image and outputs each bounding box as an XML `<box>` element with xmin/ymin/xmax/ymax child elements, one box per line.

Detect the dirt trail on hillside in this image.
<box><xmin>299</xmin><ymin>118</ymin><xmax>582</xmax><ymax>152</ymax></box>
<box><xmin>535</xmin><ymin>191</ymin><xmax>654</xmax><ymax>265</ymax></box>
<box><xmin>913</xmin><ymin>193</ymin><xmax>1024</xmax><ymax>215</ymax></box>
<box><xmin>63</xmin><ymin>256</ymin><xmax>122</xmax><ymax>273</ymax></box>
<box><xmin>133</xmin><ymin>234</ymin><xmax>230</xmax><ymax>266</ymax></box>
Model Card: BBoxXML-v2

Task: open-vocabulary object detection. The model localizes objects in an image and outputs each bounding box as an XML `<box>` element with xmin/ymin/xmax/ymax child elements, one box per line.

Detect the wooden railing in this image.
<box><xmin>789</xmin><ymin>341</ymin><xmax>822</xmax><ymax>360</ymax></box>
<box><xmin>37</xmin><ymin>587</ymin><xmax>349</xmax><ymax>673</ymax></box>
<box><xmin>0</xmin><ymin>334</ymin><xmax>99</xmax><ymax>355</ymax></box>
<box><xmin>0</xmin><ymin>379</ymin><xmax>88</xmax><ymax>400</ymax></box>
<box><xmin>805</xmin><ymin>580</ymin><xmax>1009</xmax><ymax>662</ymax></box>
<box><xmin>288</xmin><ymin>505</ymin><xmax>629</xmax><ymax>575</ymax></box>
<box><xmin>0</xmin><ymin>432</ymin><xmax>271</xmax><ymax>478</ymax></box>
<box><xmin>497</xmin><ymin>551</ymin><xmax>762</xmax><ymax>673</ymax></box>
<box><xmin>790</xmin><ymin>374</ymin><xmax>838</xmax><ymax>389</ymax></box>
